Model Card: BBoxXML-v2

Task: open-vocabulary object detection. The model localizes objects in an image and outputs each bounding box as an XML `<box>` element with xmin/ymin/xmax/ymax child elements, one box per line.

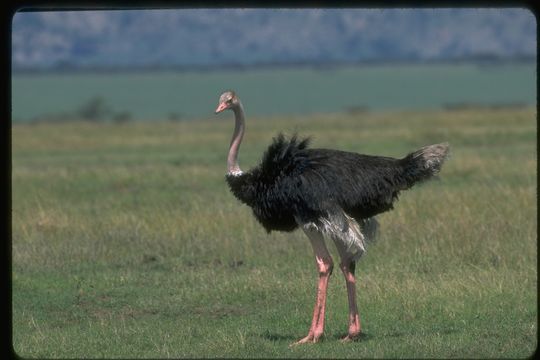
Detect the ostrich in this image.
<box><xmin>215</xmin><ymin>90</ymin><xmax>449</xmax><ymax>344</ymax></box>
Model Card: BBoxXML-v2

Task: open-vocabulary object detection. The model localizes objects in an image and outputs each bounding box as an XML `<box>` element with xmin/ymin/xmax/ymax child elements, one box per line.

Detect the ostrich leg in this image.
<box><xmin>291</xmin><ymin>227</ymin><xmax>334</xmax><ymax>345</ymax></box>
<box><xmin>332</xmin><ymin>215</ymin><xmax>370</xmax><ymax>341</ymax></box>
<box><xmin>339</xmin><ymin>259</ymin><xmax>361</xmax><ymax>341</ymax></box>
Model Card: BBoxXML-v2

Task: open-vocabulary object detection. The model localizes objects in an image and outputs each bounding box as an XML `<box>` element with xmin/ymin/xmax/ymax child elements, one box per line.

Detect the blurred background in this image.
<box><xmin>11</xmin><ymin>8</ymin><xmax>536</xmax><ymax>123</ymax></box>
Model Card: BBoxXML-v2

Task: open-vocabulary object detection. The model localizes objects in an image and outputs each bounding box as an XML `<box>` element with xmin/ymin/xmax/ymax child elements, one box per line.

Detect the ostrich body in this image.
<box><xmin>215</xmin><ymin>90</ymin><xmax>449</xmax><ymax>344</ymax></box>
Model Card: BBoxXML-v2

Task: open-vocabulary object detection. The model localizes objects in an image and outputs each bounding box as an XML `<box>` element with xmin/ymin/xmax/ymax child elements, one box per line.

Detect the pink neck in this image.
<box><xmin>227</xmin><ymin>103</ymin><xmax>245</xmax><ymax>175</ymax></box>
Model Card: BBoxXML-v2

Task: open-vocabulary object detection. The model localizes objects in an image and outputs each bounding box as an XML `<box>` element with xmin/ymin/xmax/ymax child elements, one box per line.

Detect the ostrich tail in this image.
<box><xmin>401</xmin><ymin>142</ymin><xmax>450</xmax><ymax>186</ymax></box>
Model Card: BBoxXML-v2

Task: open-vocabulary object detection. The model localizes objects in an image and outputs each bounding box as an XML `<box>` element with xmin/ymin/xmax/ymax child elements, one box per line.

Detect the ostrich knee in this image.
<box><xmin>317</xmin><ymin>256</ymin><xmax>334</xmax><ymax>277</ymax></box>
<box><xmin>339</xmin><ymin>261</ymin><xmax>355</xmax><ymax>283</ymax></box>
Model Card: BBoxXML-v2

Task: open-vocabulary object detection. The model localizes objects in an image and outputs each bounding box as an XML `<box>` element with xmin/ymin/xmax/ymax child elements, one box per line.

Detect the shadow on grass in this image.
<box><xmin>258</xmin><ymin>332</ymin><xmax>299</xmax><ymax>341</ymax></box>
<box><xmin>332</xmin><ymin>332</ymin><xmax>373</xmax><ymax>342</ymax></box>
<box><xmin>258</xmin><ymin>331</ymin><xmax>373</xmax><ymax>342</ymax></box>
<box><xmin>382</xmin><ymin>327</ymin><xmax>459</xmax><ymax>338</ymax></box>
<box><xmin>259</xmin><ymin>328</ymin><xmax>458</xmax><ymax>343</ymax></box>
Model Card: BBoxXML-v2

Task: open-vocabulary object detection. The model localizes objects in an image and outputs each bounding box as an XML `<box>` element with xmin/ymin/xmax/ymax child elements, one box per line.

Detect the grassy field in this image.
<box><xmin>12</xmin><ymin>107</ymin><xmax>537</xmax><ymax>358</ymax></box>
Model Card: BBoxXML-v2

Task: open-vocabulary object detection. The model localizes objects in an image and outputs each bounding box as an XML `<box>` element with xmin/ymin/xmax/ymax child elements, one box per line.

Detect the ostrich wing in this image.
<box><xmin>256</xmin><ymin>133</ymin><xmax>409</xmax><ymax>224</ymax></box>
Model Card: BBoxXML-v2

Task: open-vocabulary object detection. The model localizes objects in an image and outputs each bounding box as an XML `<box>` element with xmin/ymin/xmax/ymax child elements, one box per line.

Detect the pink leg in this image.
<box><xmin>291</xmin><ymin>228</ymin><xmax>333</xmax><ymax>346</ymax></box>
<box><xmin>340</xmin><ymin>260</ymin><xmax>361</xmax><ymax>341</ymax></box>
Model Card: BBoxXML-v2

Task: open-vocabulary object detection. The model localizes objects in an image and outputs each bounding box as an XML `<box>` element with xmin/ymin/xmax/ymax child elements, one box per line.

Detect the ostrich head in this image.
<box><xmin>215</xmin><ymin>90</ymin><xmax>240</xmax><ymax>114</ymax></box>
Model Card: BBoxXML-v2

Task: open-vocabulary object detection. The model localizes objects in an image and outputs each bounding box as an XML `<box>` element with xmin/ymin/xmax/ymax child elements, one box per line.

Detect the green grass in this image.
<box><xmin>12</xmin><ymin>107</ymin><xmax>537</xmax><ymax>358</ymax></box>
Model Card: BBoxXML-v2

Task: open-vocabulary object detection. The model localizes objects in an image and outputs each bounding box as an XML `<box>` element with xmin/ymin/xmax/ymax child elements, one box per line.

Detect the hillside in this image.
<box><xmin>12</xmin><ymin>8</ymin><xmax>536</xmax><ymax>70</ymax></box>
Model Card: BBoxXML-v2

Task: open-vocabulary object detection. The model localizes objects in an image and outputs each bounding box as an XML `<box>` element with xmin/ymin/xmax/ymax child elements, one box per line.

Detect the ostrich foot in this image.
<box><xmin>289</xmin><ymin>333</ymin><xmax>321</xmax><ymax>346</ymax></box>
<box><xmin>340</xmin><ymin>332</ymin><xmax>362</xmax><ymax>343</ymax></box>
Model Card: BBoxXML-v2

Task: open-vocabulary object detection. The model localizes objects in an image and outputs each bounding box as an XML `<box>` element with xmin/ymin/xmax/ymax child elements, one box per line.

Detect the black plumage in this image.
<box><xmin>226</xmin><ymin>133</ymin><xmax>448</xmax><ymax>233</ymax></box>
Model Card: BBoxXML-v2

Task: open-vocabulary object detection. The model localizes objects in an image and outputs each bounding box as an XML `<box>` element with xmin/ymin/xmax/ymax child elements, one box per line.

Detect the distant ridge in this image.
<box><xmin>12</xmin><ymin>8</ymin><xmax>536</xmax><ymax>70</ymax></box>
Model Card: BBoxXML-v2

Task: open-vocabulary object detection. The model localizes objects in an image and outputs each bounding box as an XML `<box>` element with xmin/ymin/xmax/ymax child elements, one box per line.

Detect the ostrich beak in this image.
<box><xmin>215</xmin><ymin>102</ymin><xmax>228</xmax><ymax>114</ymax></box>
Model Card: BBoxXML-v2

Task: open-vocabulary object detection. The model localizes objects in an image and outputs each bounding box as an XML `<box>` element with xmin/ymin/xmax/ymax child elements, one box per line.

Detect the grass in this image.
<box><xmin>12</xmin><ymin>107</ymin><xmax>537</xmax><ymax>358</ymax></box>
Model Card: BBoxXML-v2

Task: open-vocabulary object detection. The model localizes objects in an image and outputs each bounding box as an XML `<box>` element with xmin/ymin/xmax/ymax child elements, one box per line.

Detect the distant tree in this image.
<box><xmin>168</xmin><ymin>112</ymin><xmax>183</xmax><ymax>121</ymax></box>
<box><xmin>77</xmin><ymin>96</ymin><xmax>112</xmax><ymax>121</ymax></box>
<box><xmin>113</xmin><ymin>111</ymin><xmax>132</xmax><ymax>123</ymax></box>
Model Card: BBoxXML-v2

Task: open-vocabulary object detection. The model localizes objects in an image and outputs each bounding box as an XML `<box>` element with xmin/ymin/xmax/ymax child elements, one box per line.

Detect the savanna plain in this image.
<box><xmin>12</xmin><ymin>107</ymin><xmax>537</xmax><ymax>358</ymax></box>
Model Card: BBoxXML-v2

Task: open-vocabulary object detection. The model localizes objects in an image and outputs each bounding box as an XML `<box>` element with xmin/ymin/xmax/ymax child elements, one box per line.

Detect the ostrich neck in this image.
<box><xmin>227</xmin><ymin>103</ymin><xmax>245</xmax><ymax>176</ymax></box>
